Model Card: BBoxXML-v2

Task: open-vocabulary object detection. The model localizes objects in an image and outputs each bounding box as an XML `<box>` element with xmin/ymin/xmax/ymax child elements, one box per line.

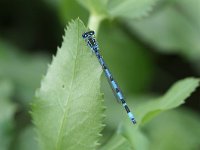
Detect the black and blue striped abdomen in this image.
<box><xmin>82</xmin><ymin>31</ymin><xmax>136</xmax><ymax>124</ymax></box>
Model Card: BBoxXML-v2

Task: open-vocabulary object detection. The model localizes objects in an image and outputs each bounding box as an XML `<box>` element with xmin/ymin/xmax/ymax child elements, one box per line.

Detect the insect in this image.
<box><xmin>82</xmin><ymin>30</ymin><xmax>136</xmax><ymax>124</ymax></box>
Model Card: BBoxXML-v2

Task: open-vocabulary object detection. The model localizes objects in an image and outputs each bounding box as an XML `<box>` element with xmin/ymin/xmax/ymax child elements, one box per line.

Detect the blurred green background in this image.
<box><xmin>0</xmin><ymin>0</ymin><xmax>200</xmax><ymax>150</ymax></box>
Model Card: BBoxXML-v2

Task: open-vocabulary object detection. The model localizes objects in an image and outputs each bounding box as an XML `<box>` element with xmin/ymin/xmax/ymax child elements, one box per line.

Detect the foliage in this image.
<box><xmin>77</xmin><ymin>0</ymin><xmax>160</xmax><ymax>19</ymax></box>
<box><xmin>104</xmin><ymin>77</ymin><xmax>199</xmax><ymax>149</ymax></box>
<box><xmin>32</xmin><ymin>20</ymin><xmax>104</xmax><ymax>150</ymax></box>
<box><xmin>127</xmin><ymin>0</ymin><xmax>200</xmax><ymax>61</ymax></box>
<box><xmin>0</xmin><ymin>0</ymin><xmax>200</xmax><ymax>150</ymax></box>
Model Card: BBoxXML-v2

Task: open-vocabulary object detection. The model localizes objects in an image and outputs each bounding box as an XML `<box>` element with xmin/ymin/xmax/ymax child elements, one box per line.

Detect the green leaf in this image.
<box><xmin>99</xmin><ymin>134</ymin><xmax>132</xmax><ymax>150</ymax></box>
<box><xmin>77</xmin><ymin>0</ymin><xmax>160</xmax><ymax>19</ymax></box>
<box><xmin>32</xmin><ymin>19</ymin><xmax>104</xmax><ymax>150</ymax></box>
<box><xmin>106</xmin><ymin>77</ymin><xmax>199</xmax><ymax>149</ymax></box>
<box><xmin>102</xmin><ymin>77</ymin><xmax>199</xmax><ymax>150</ymax></box>
<box><xmin>0</xmin><ymin>80</ymin><xmax>16</xmax><ymax>150</ymax></box>
<box><xmin>127</xmin><ymin>0</ymin><xmax>200</xmax><ymax>60</ymax></box>
<box><xmin>104</xmin><ymin>77</ymin><xmax>199</xmax><ymax>128</ymax></box>
<box><xmin>107</xmin><ymin>0</ymin><xmax>160</xmax><ymax>19</ymax></box>
<box><xmin>136</xmin><ymin>77</ymin><xmax>200</xmax><ymax>124</ymax></box>
<box><xmin>146</xmin><ymin>109</ymin><xmax>200</xmax><ymax>150</ymax></box>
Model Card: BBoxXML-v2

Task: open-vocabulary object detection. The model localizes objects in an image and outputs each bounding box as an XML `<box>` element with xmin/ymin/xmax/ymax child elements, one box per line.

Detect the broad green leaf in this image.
<box><xmin>104</xmin><ymin>78</ymin><xmax>199</xmax><ymax>150</ymax></box>
<box><xmin>136</xmin><ymin>77</ymin><xmax>200</xmax><ymax>124</ymax></box>
<box><xmin>77</xmin><ymin>0</ymin><xmax>160</xmax><ymax>19</ymax></box>
<box><xmin>99</xmin><ymin>134</ymin><xmax>132</xmax><ymax>150</ymax></box>
<box><xmin>107</xmin><ymin>0</ymin><xmax>160</xmax><ymax>19</ymax></box>
<box><xmin>32</xmin><ymin>19</ymin><xmax>104</xmax><ymax>150</ymax></box>
<box><xmin>127</xmin><ymin>0</ymin><xmax>200</xmax><ymax>60</ymax></box>
<box><xmin>103</xmin><ymin>78</ymin><xmax>199</xmax><ymax>128</ymax></box>
<box><xmin>0</xmin><ymin>40</ymin><xmax>49</xmax><ymax>105</ymax></box>
<box><xmin>0</xmin><ymin>80</ymin><xmax>16</xmax><ymax>150</ymax></box>
<box><xmin>146</xmin><ymin>109</ymin><xmax>200</xmax><ymax>150</ymax></box>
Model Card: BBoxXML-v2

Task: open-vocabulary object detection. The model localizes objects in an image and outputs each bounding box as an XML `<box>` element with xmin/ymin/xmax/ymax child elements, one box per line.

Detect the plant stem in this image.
<box><xmin>88</xmin><ymin>14</ymin><xmax>104</xmax><ymax>36</ymax></box>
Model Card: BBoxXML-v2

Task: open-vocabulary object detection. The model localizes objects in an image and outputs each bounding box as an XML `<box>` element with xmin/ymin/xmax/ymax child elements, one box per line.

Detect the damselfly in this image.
<box><xmin>82</xmin><ymin>31</ymin><xmax>136</xmax><ymax>124</ymax></box>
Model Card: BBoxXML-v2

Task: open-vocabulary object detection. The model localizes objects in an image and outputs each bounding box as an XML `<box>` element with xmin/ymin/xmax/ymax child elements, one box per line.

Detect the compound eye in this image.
<box><xmin>82</xmin><ymin>33</ymin><xmax>88</xmax><ymax>38</ymax></box>
<box><xmin>89</xmin><ymin>31</ymin><xmax>95</xmax><ymax>35</ymax></box>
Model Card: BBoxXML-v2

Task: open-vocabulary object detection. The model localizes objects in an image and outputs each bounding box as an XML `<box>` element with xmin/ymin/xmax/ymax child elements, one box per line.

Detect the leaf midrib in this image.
<box><xmin>55</xmin><ymin>22</ymin><xmax>80</xmax><ymax>150</ymax></box>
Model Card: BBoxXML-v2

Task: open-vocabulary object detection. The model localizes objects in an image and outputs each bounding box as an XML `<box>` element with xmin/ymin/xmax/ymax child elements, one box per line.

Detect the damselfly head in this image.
<box><xmin>82</xmin><ymin>31</ymin><xmax>95</xmax><ymax>39</ymax></box>
<box><xmin>82</xmin><ymin>30</ymin><xmax>99</xmax><ymax>52</ymax></box>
